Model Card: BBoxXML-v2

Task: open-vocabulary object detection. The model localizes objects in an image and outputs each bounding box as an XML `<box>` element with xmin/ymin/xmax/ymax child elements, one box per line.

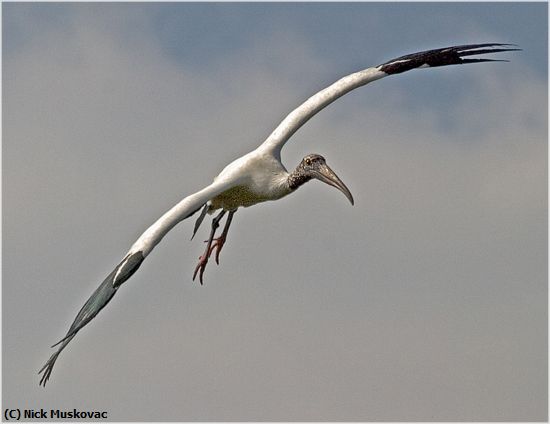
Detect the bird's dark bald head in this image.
<box><xmin>298</xmin><ymin>153</ymin><xmax>326</xmax><ymax>171</ymax></box>
<box><xmin>288</xmin><ymin>153</ymin><xmax>354</xmax><ymax>205</ymax></box>
<box><xmin>288</xmin><ymin>154</ymin><xmax>325</xmax><ymax>190</ymax></box>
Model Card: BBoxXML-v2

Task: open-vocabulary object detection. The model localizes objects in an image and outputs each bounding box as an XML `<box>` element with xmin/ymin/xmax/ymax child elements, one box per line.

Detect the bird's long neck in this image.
<box><xmin>287</xmin><ymin>167</ymin><xmax>312</xmax><ymax>191</ymax></box>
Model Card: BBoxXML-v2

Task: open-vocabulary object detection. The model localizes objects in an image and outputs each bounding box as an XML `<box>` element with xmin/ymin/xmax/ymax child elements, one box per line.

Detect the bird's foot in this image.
<box><xmin>192</xmin><ymin>255</ymin><xmax>209</xmax><ymax>285</ymax></box>
<box><xmin>208</xmin><ymin>235</ymin><xmax>227</xmax><ymax>265</ymax></box>
<box><xmin>192</xmin><ymin>209</ymin><xmax>233</xmax><ymax>284</ymax></box>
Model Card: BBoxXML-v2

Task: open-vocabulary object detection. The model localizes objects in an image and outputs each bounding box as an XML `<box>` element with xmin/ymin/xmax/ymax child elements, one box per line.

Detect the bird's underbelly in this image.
<box><xmin>209</xmin><ymin>183</ymin><xmax>288</xmax><ymax>211</ymax></box>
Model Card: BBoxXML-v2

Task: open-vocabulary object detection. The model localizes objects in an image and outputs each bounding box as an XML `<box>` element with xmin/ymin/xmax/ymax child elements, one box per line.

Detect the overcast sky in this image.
<box><xmin>3</xmin><ymin>2</ymin><xmax>547</xmax><ymax>421</ymax></box>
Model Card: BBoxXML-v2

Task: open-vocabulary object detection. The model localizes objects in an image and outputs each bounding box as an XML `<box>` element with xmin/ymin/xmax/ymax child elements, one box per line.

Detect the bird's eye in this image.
<box><xmin>305</xmin><ymin>158</ymin><xmax>311</xmax><ymax>165</ymax></box>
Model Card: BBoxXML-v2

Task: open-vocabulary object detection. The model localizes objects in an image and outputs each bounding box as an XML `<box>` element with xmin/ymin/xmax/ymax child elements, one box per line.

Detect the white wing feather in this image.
<box><xmin>38</xmin><ymin>176</ymin><xmax>241</xmax><ymax>386</ymax></box>
<box><xmin>258</xmin><ymin>43</ymin><xmax>518</xmax><ymax>157</ymax></box>
<box><xmin>258</xmin><ymin>67</ymin><xmax>386</xmax><ymax>157</ymax></box>
<box><xmin>129</xmin><ymin>176</ymin><xmax>241</xmax><ymax>257</ymax></box>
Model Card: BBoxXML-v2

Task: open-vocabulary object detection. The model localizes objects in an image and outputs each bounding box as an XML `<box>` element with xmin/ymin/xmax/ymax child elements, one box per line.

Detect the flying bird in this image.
<box><xmin>39</xmin><ymin>43</ymin><xmax>518</xmax><ymax>386</ymax></box>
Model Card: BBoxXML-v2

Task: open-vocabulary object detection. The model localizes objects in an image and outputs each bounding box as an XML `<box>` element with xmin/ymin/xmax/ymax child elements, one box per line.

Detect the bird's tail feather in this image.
<box><xmin>38</xmin><ymin>251</ymin><xmax>144</xmax><ymax>387</ymax></box>
<box><xmin>191</xmin><ymin>203</ymin><xmax>209</xmax><ymax>240</ymax></box>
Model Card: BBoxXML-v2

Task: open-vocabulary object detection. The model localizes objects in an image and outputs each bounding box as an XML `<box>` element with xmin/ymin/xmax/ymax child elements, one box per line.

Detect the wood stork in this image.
<box><xmin>39</xmin><ymin>43</ymin><xmax>518</xmax><ymax>386</ymax></box>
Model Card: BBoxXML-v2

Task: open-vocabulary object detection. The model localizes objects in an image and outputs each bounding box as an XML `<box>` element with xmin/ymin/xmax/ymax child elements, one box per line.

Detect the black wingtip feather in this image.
<box><xmin>378</xmin><ymin>43</ymin><xmax>519</xmax><ymax>75</ymax></box>
<box><xmin>39</xmin><ymin>337</ymin><xmax>74</xmax><ymax>387</ymax></box>
<box><xmin>39</xmin><ymin>252</ymin><xmax>145</xmax><ymax>387</ymax></box>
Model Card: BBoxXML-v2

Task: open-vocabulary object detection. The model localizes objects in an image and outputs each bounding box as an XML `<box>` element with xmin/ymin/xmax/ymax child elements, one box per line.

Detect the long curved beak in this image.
<box><xmin>313</xmin><ymin>163</ymin><xmax>354</xmax><ymax>205</ymax></box>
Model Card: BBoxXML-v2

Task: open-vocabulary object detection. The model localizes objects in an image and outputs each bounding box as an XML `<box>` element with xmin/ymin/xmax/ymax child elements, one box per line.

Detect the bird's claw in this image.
<box><xmin>202</xmin><ymin>236</ymin><xmax>227</xmax><ymax>265</ymax></box>
<box><xmin>209</xmin><ymin>237</ymin><xmax>226</xmax><ymax>265</ymax></box>
<box><xmin>192</xmin><ymin>255</ymin><xmax>208</xmax><ymax>285</ymax></box>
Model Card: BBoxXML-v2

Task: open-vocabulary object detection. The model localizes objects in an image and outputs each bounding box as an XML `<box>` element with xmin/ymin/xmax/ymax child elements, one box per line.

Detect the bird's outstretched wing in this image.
<box><xmin>258</xmin><ymin>43</ymin><xmax>519</xmax><ymax>157</ymax></box>
<box><xmin>39</xmin><ymin>177</ymin><xmax>240</xmax><ymax>386</ymax></box>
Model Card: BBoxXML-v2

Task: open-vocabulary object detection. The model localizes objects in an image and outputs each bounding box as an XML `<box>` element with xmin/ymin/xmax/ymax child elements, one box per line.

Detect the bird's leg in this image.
<box><xmin>208</xmin><ymin>210</ymin><xmax>235</xmax><ymax>265</ymax></box>
<box><xmin>193</xmin><ymin>209</ymin><xmax>226</xmax><ymax>284</ymax></box>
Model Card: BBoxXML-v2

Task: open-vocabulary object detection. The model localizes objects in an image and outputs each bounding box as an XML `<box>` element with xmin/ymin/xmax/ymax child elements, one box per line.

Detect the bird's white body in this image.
<box><xmin>210</xmin><ymin>150</ymin><xmax>292</xmax><ymax>210</ymax></box>
<box><xmin>39</xmin><ymin>43</ymin><xmax>518</xmax><ymax>387</ymax></box>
